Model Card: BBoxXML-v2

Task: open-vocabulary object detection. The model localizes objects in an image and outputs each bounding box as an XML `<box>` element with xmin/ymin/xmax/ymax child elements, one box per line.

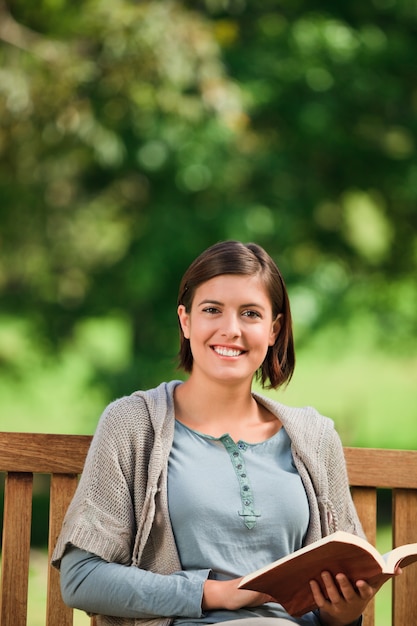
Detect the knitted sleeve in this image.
<box><xmin>52</xmin><ymin>394</ymin><xmax>155</xmax><ymax>567</ymax></box>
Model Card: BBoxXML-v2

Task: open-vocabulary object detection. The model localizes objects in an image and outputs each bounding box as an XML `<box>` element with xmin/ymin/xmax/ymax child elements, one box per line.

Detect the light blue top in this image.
<box><xmin>59</xmin><ymin>420</ymin><xmax>319</xmax><ymax>625</ymax></box>
<box><xmin>168</xmin><ymin>421</ymin><xmax>316</xmax><ymax>625</ymax></box>
<box><xmin>169</xmin><ymin>420</ymin><xmax>309</xmax><ymax>574</ymax></box>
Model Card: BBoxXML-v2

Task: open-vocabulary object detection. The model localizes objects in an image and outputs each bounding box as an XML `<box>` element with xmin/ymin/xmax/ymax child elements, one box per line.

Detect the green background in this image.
<box><xmin>1</xmin><ymin>2</ymin><xmax>416</xmax><ymax>624</ymax></box>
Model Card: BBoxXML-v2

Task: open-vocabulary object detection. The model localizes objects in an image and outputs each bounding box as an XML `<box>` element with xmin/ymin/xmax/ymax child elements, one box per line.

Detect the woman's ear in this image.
<box><xmin>177</xmin><ymin>305</ymin><xmax>190</xmax><ymax>339</ymax></box>
<box><xmin>269</xmin><ymin>313</ymin><xmax>283</xmax><ymax>346</ymax></box>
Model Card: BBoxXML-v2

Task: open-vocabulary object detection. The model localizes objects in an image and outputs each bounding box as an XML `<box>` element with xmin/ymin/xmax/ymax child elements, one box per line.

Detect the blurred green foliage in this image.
<box><xmin>0</xmin><ymin>10</ymin><xmax>414</xmax><ymax>626</ymax></box>
<box><xmin>0</xmin><ymin>0</ymin><xmax>416</xmax><ymax>438</ymax></box>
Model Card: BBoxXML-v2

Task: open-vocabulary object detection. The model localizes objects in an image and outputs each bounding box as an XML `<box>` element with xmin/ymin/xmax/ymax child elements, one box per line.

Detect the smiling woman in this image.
<box><xmin>176</xmin><ymin>241</ymin><xmax>294</xmax><ymax>389</ymax></box>
<box><xmin>52</xmin><ymin>241</ymin><xmax>375</xmax><ymax>626</ymax></box>
<box><xmin>177</xmin><ymin>274</ymin><xmax>282</xmax><ymax>393</ymax></box>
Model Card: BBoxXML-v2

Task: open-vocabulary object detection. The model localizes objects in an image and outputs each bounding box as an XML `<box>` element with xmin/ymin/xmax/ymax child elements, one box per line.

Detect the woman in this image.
<box><xmin>53</xmin><ymin>241</ymin><xmax>380</xmax><ymax>626</ymax></box>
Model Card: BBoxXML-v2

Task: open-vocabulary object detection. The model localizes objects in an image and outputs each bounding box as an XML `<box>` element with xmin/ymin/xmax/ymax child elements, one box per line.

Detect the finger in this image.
<box><xmin>320</xmin><ymin>571</ymin><xmax>345</xmax><ymax>604</ymax></box>
<box><xmin>309</xmin><ymin>578</ymin><xmax>329</xmax><ymax>607</ymax></box>
<box><xmin>354</xmin><ymin>579</ymin><xmax>379</xmax><ymax>600</ymax></box>
<box><xmin>333</xmin><ymin>573</ymin><xmax>361</xmax><ymax>601</ymax></box>
<box><xmin>309</xmin><ymin>578</ymin><xmax>325</xmax><ymax>599</ymax></box>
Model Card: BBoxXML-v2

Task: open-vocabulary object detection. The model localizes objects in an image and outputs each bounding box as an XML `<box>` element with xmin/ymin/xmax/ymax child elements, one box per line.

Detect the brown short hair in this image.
<box><xmin>177</xmin><ymin>240</ymin><xmax>295</xmax><ymax>389</ymax></box>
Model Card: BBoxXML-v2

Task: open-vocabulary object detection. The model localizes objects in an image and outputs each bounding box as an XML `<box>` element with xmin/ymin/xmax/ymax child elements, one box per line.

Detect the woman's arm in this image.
<box><xmin>60</xmin><ymin>546</ymin><xmax>209</xmax><ymax>618</ymax></box>
<box><xmin>202</xmin><ymin>578</ymin><xmax>275</xmax><ymax>612</ymax></box>
<box><xmin>61</xmin><ymin>547</ymin><xmax>274</xmax><ymax>619</ymax></box>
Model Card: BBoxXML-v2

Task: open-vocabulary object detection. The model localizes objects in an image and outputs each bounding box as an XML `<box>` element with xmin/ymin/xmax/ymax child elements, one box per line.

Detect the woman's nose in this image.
<box><xmin>220</xmin><ymin>312</ymin><xmax>241</xmax><ymax>337</ymax></box>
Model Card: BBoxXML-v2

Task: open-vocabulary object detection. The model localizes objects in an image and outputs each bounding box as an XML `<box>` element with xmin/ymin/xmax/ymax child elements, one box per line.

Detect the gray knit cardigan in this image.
<box><xmin>52</xmin><ymin>380</ymin><xmax>364</xmax><ymax>626</ymax></box>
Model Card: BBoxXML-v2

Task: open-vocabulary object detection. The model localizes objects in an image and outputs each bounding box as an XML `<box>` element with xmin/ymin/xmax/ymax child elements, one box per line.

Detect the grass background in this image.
<box><xmin>1</xmin><ymin>317</ymin><xmax>416</xmax><ymax>449</ymax></box>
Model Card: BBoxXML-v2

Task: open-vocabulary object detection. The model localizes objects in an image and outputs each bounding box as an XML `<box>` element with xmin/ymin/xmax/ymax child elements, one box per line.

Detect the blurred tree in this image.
<box><xmin>194</xmin><ymin>0</ymin><xmax>417</xmax><ymax>339</ymax></box>
<box><xmin>0</xmin><ymin>0</ymin><xmax>250</xmax><ymax>390</ymax></box>
<box><xmin>0</xmin><ymin>0</ymin><xmax>416</xmax><ymax>395</ymax></box>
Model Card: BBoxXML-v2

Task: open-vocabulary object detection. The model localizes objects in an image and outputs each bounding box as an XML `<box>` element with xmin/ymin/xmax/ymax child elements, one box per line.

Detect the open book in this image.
<box><xmin>239</xmin><ymin>530</ymin><xmax>417</xmax><ymax>617</ymax></box>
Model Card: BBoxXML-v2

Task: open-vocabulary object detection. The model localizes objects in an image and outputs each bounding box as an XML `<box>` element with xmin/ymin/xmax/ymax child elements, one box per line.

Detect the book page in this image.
<box><xmin>384</xmin><ymin>543</ymin><xmax>417</xmax><ymax>572</ymax></box>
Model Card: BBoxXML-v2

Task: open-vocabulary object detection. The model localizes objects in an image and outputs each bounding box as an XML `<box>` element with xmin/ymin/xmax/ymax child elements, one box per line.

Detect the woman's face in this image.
<box><xmin>177</xmin><ymin>274</ymin><xmax>281</xmax><ymax>386</ymax></box>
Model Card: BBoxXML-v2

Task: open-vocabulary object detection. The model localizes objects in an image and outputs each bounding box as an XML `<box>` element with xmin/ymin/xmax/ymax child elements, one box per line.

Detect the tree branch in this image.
<box><xmin>0</xmin><ymin>0</ymin><xmax>65</xmax><ymax>61</ymax></box>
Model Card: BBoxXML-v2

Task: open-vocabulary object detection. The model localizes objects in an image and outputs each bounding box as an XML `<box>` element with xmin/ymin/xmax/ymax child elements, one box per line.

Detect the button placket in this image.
<box><xmin>221</xmin><ymin>436</ymin><xmax>261</xmax><ymax>529</ymax></box>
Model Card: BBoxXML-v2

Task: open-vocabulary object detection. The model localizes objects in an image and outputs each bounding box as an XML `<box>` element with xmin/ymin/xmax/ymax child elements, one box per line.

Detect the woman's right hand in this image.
<box><xmin>202</xmin><ymin>577</ymin><xmax>274</xmax><ymax>611</ymax></box>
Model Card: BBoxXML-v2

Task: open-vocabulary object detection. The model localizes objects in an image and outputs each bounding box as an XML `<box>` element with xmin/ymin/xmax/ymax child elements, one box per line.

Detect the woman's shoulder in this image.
<box><xmin>254</xmin><ymin>391</ymin><xmax>334</xmax><ymax>429</ymax></box>
<box><xmin>96</xmin><ymin>380</ymin><xmax>182</xmax><ymax>436</ymax></box>
<box><xmin>253</xmin><ymin>392</ymin><xmax>341</xmax><ymax>458</ymax></box>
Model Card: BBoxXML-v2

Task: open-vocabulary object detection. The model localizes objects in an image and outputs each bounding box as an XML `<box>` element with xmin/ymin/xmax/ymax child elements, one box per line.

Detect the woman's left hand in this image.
<box><xmin>309</xmin><ymin>570</ymin><xmax>387</xmax><ymax>626</ymax></box>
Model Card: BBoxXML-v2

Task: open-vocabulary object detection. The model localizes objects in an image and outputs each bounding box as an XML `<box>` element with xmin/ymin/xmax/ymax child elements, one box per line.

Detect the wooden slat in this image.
<box><xmin>0</xmin><ymin>472</ymin><xmax>33</xmax><ymax>626</ymax></box>
<box><xmin>351</xmin><ymin>487</ymin><xmax>377</xmax><ymax>545</ymax></box>
<box><xmin>392</xmin><ymin>488</ymin><xmax>417</xmax><ymax>625</ymax></box>
<box><xmin>344</xmin><ymin>447</ymin><xmax>417</xmax><ymax>489</ymax></box>
<box><xmin>351</xmin><ymin>487</ymin><xmax>377</xmax><ymax>626</ymax></box>
<box><xmin>46</xmin><ymin>473</ymin><xmax>79</xmax><ymax>626</ymax></box>
<box><xmin>0</xmin><ymin>432</ymin><xmax>92</xmax><ymax>474</ymax></box>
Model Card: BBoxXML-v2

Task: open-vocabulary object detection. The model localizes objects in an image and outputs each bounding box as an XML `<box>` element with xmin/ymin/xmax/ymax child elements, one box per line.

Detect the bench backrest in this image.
<box><xmin>344</xmin><ymin>447</ymin><xmax>417</xmax><ymax>626</ymax></box>
<box><xmin>0</xmin><ymin>433</ymin><xmax>93</xmax><ymax>626</ymax></box>
<box><xmin>1</xmin><ymin>433</ymin><xmax>417</xmax><ymax>626</ymax></box>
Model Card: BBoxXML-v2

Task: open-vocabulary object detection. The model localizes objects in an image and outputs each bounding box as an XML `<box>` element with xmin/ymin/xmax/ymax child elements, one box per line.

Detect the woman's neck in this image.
<box><xmin>174</xmin><ymin>377</ymin><xmax>281</xmax><ymax>443</ymax></box>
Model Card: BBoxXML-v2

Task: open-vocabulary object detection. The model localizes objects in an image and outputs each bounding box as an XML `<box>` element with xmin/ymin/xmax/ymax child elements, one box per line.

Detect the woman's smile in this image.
<box><xmin>212</xmin><ymin>345</ymin><xmax>247</xmax><ymax>357</ymax></box>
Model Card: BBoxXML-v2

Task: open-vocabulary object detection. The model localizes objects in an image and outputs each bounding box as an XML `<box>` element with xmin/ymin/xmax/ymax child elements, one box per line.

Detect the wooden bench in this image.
<box><xmin>1</xmin><ymin>433</ymin><xmax>417</xmax><ymax>626</ymax></box>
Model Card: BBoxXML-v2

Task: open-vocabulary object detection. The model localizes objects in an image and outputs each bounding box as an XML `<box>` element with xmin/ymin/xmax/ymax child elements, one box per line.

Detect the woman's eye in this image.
<box><xmin>203</xmin><ymin>307</ymin><xmax>220</xmax><ymax>314</ymax></box>
<box><xmin>242</xmin><ymin>310</ymin><xmax>261</xmax><ymax>319</ymax></box>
